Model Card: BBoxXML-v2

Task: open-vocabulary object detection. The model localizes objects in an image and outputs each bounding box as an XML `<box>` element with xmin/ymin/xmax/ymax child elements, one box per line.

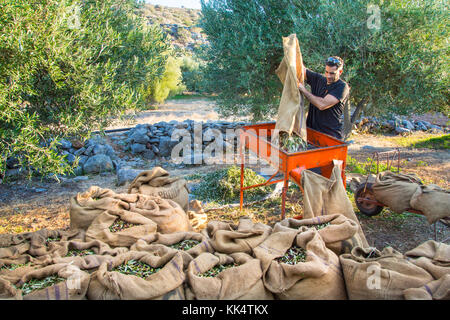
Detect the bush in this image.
<box><xmin>180</xmin><ymin>55</ymin><xmax>208</xmax><ymax>93</ymax></box>
<box><xmin>191</xmin><ymin>165</ymin><xmax>273</xmax><ymax>203</ymax></box>
<box><xmin>145</xmin><ymin>56</ymin><xmax>185</xmax><ymax>103</ymax></box>
<box><xmin>0</xmin><ymin>0</ymin><xmax>170</xmax><ymax>179</ymax></box>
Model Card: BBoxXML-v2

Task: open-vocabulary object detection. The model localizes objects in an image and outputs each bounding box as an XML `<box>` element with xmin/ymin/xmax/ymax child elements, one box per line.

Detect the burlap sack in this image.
<box><xmin>202</xmin><ymin>217</ymin><xmax>272</xmax><ymax>255</ymax></box>
<box><xmin>405</xmin><ymin>240</ymin><xmax>450</xmax><ymax>280</ymax></box>
<box><xmin>187</xmin><ymin>200</ymin><xmax>208</xmax><ymax>231</ymax></box>
<box><xmin>403</xmin><ymin>274</ymin><xmax>450</xmax><ymax>300</ymax></box>
<box><xmin>274</xmin><ymin>33</ymin><xmax>307</xmax><ymax>141</ymax></box>
<box><xmin>0</xmin><ymin>277</ymin><xmax>21</xmax><ymax>300</ymax></box>
<box><xmin>128</xmin><ymin>167</ymin><xmax>190</xmax><ymax>211</ymax></box>
<box><xmin>410</xmin><ymin>184</ymin><xmax>450</xmax><ymax>224</ymax></box>
<box><xmin>87</xmin><ymin>250</ymin><xmax>186</xmax><ymax>300</ymax></box>
<box><xmin>27</xmin><ymin>228</ymin><xmax>84</xmax><ymax>257</ymax></box>
<box><xmin>372</xmin><ymin>171</ymin><xmax>423</xmax><ymax>214</ymax></box>
<box><xmin>253</xmin><ymin>228</ymin><xmax>347</xmax><ymax>300</ymax></box>
<box><xmin>0</xmin><ymin>232</ymin><xmax>30</xmax><ymax>249</ymax></box>
<box><xmin>0</xmin><ymin>242</ymin><xmax>30</xmax><ymax>260</ymax></box>
<box><xmin>0</xmin><ymin>254</ymin><xmax>53</xmax><ymax>283</ymax></box>
<box><xmin>131</xmin><ymin>232</ymin><xmax>214</xmax><ymax>269</ymax></box>
<box><xmin>339</xmin><ymin>246</ymin><xmax>435</xmax><ymax>300</ymax></box>
<box><xmin>69</xmin><ymin>186</ymin><xmax>132</xmax><ymax>231</ymax></box>
<box><xmin>126</xmin><ymin>195</ymin><xmax>192</xmax><ymax>234</ymax></box>
<box><xmin>186</xmin><ymin>251</ymin><xmax>273</xmax><ymax>300</ymax></box>
<box><xmin>275</xmin><ymin>214</ymin><xmax>360</xmax><ymax>255</ymax></box>
<box><xmin>13</xmin><ymin>263</ymin><xmax>90</xmax><ymax>300</ymax></box>
<box><xmin>85</xmin><ymin>209</ymin><xmax>157</xmax><ymax>248</ymax></box>
<box><xmin>50</xmin><ymin>239</ymin><xmax>128</xmax><ymax>270</ymax></box>
<box><xmin>301</xmin><ymin>161</ymin><xmax>369</xmax><ymax>248</ymax></box>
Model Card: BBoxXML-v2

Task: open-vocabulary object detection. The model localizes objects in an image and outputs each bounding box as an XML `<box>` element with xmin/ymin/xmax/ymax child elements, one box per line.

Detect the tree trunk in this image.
<box><xmin>342</xmin><ymin>98</ymin><xmax>352</xmax><ymax>141</ymax></box>
<box><xmin>351</xmin><ymin>97</ymin><xmax>368</xmax><ymax>124</ymax></box>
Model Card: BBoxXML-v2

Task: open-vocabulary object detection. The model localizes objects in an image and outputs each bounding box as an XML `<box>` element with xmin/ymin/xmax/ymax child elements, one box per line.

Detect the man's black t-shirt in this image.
<box><xmin>305</xmin><ymin>69</ymin><xmax>350</xmax><ymax>139</ymax></box>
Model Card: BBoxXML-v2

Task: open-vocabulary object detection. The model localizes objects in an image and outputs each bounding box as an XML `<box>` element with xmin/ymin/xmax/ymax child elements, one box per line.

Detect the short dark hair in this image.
<box><xmin>326</xmin><ymin>56</ymin><xmax>344</xmax><ymax>69</ymax></box>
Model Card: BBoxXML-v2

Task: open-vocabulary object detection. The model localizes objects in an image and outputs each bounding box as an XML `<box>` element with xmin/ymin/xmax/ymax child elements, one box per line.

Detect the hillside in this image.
<box><xmin>140</xmin><ymin>4</ymin><xmax>208</xmax><ymax>52</ymax></box>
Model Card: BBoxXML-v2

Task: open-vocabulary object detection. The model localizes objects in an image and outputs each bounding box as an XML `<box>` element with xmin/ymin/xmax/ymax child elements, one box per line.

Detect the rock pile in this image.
<box><xmin>353</xmin><ymin>116</ymin><xmax>448</xmax><ymax>135</ymax></box>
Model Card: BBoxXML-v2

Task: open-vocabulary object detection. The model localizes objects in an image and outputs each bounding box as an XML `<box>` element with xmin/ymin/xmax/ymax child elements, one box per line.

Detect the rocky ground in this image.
<box><xmin>0</xmin><ymin>97</ymin><xmax>448</xmax><ymax>253</ymax></box>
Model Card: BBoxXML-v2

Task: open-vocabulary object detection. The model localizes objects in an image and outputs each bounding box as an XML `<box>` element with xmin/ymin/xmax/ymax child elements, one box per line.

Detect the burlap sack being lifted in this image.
<box><xmin>253</xmin><ymin>228</ymin><xmax>347</xmax><ymax>300</ymax></box>
<box><xmin>186</xmin><ymin>251</ymin><xmax>273</xmax><ymax>300</ymax></box>
<box><xmin>85</xmin><ymin>209</ymin><xmax>157</xmax><ymax>248</ymax></box>
<box><xmin>201</xmin><ymin>216</ymin><xmax>272</xmax><ymax>255</ymax></box>
<box><xmin>372</xmin><ymin>171</ymin><xmax>423</xmax><ymax>214</ymax></box>
<box><xmin>404</xmin><ymin>240</ymin><xmax>450</xmax><ymax>280</ymax></box>
<box><xmin>403</xmin><ymin>274</ymin><xmax>450</xmax><ymax>300</ymax></box>
<box><xmin>12</xmin><ymin>263</ymin><xmax>90</xmax><ymax>300</ymax></box>
<box><xmin>339</xmin><ymin>246</ymin><xmax>434</xmax><ymax>300</ymax></box>
<box><xmin>274</xmin><ymin>33</ymin><xmax>307</xmax><ymax>142</ymax></box>
<box><xmin>275</xmin><ymin>213</ymin><xmax>360</xmax><ymax>255</ymax></box>
<box><xmin>301</xmin><ymin>160</ymin><xmax>369</xmax><ymax>249</ymax></box>
<box><xmin>70</xmin><ymin>186</ymin><xmax>191</xmax><ymax>234</ymax></box>
<box><xmin>409</xmin><ymin>184</ymin><xmax>450</xmax><ymax>224</ymax></box>
<box><xmin>128</xmin><ymin>167</ymin><xmax>190</xmax><ymax>211</ymax></box>
<box><xmin>51</xmin><ymin>239</ymin><xmax>129</xmax><ymax>270</ymax></box>
<box><xmin>131</xmin><ymin>231</ymin><xmax>214</xmax><ymax>269</ymax></box>
<box><xmin>87</xmin><ymin>250</ymin><xmax>186</xmax><ymax>300</ymax></box>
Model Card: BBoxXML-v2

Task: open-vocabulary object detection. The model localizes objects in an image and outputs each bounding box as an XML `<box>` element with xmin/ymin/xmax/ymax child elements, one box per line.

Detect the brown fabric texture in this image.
<box><xmin>128</xmin><ymin>167</ymin><xmax>190</xmax><ymax>211</ymax></box>
<box><xmin>50</xmin><ymin>239</ymin><xmax>128</xmax><ymax>270</ymax></box>
<box><xmin>404</xmin><ymin>240</ymin><xmax>450</xmax><ymax>280</ymax></box>
<box><xmin>85</xmin><ymin>209</ymin><xmax>157</xmax><ymax>248</ymax></box>
<box><xmin>253</xmin><ymin>228</ymin><xmax>347</xmax><ymax>300</ymax></box>
<box><xmin>13</xmin><ymin>263</ymin><xmax>90</xmax><ymax>300</ymax></box>
<box><xmin>403</xmin><ymin>274</ymin><xmax>450</xmax><ymax>300</ymax></box>
<box><xmin>202</xmin><ymin>217</ymin><xmax>272</xmax><ymax>255</ymax></box>
<box><xmin>70</xmin><ymin>186</ymin><xmax>130</xmax><ymax>231</ymax></box>
<box><xmin>0</xmin><ymin>277</ymin><xmax>21</xmax><ymax>300</ymax></box>
<box><xmin>274</xmin><ymin>33</ymin><xmax>307</xmax><ymax>141</ymax></box>
<box><xmin>130</xmin><ymin>232</ymin><xmax>214</xmax><ymax>269</ymax></box>
<box><xmin>187</xmin><ymin>200</ymin><xmax>208</xmax><ymax>231</ymax></box>
<box><xmin>301</xmin><ymin>161</ymin><xmax>369</xmax><ymax>248</ymax></box>
<box><xmin>0</xmin><ymin>254</ymin><xmax>53</xmax><ymax>283</ymax></box>
<box><xmin>409</xmin><ymin>184</ymin><xmax>450</xmax><ymax>224</ymax></box>
<box><xmin>275</xmin><ymin>214</ymin><xmax>360</xmax><ymax>255</ymax></box>
<box><xmin>372</xmin><ymin>171</ymin><xmax>423</xmax><ymax>214</ymax></box>
<box><xmin>27</xmin><ymin>228</ymin><xmax>84</xmax><ymax>257</ymax></box>
<box><xmin>186</xmin><ymin>252</ymin><xmax>273</xmax><ymax>300</ymax></box>
<box><xmin>339</xmin><ymin>246</ymin><xmax>434</xmax><ymax>300</ymax></box>
<box><xmin>127</xmin><ymin>195</ymin><xmax>192</xmax><ymax>234</ymax></box>
<box><xmin>87</xmin><ymin>250</ymin><xmax>186</xmax><ymax>300</ymax></box>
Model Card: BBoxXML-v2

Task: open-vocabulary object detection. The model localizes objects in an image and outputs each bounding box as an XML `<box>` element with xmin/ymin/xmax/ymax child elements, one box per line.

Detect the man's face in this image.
<box><xmin>325</xmin><ymin>65</ymin><xmax>342</xmax><ymax>84</ymax></box>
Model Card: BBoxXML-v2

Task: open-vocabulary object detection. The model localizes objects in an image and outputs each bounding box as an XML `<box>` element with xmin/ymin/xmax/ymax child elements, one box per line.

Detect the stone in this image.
<box><xmin>402</xmin><ymin>120</ymin><xmax>415</xmax><ymax>131</ymax></box>
<box><xmin>73</xmin><ymin>176</ymin><xmax>89</xmax><ymax>182</ymax></box>
<box><xmin>130</xmin><ymin>128</ymin><xmax>150</xmax><ymax>144</ymax></box>
<box><xmin>159</xmin><ymin>136</ymin><xmax>177</xmax><ymax>157</ymax></box>
<box><xmin>58</xmin><ymin>139</ymin><xmax>72</xmax><ymax>150</ymax></box>
<box><xmin>74</xmin><ymin>147</ymin><xmax>86</xmax><ymax>157</ymax></box>
<box><xmin>83</xmin><ymin>145</ymin><xmax>95</xmax><ymax>156</ymax></box>
<box><xmin>116</xmin><ymin>168</ymin><xmax>143</xmax><ymax>186</ymax></box>
<box><xmin>83</xmin><ymin>154</ymin><xmax>114</xmax><ymax>174</ymax></box>
<box><xmin>142</xmin><ymin>149</ymin><xmax>156</xmax><ymax>160</ymax></box>
<box><xmin>395</xmin><ymin>127</ymin><xmax>410</xmax><ymax>134</ymax></box>
<box><xmin>131</xmin><ymin>143</ymin><xmax>146</xmax><ymax>154</ymax></box>
<box><xmin>65</xmin><ymin>153</ymin><xmax>77</xmax><ymax>165</ymax></box>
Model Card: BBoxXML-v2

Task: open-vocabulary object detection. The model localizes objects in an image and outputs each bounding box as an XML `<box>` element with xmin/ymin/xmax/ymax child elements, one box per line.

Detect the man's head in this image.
<box><xmin>325</xmin><ymin>56</ymin><xmax>344</xmax><ymax>84</ymax></box>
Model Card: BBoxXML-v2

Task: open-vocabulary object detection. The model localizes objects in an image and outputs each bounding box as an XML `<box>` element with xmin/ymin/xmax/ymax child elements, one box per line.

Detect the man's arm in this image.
<box><xmin>298</xmin><ymin>83</ymin><xmax>339</xmax><ymax>111</ymax></box>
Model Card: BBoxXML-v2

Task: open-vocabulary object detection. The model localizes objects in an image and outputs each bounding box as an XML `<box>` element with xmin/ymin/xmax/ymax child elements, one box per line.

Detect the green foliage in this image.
<box><xmin>391</xmin><ymin>134</ymin><xmax>449</xmax><ymax>150</ymax></box>
<box><xmin>191</xmin><ymin>165</ymin><xmax>273</xmax><ymax>203</ymax></box>
<box><xmin>180</xmin><ymin>54</ymin><xmax>209</xmax><ymax>93</ymax></box>
<box><xmin>0</xmin><ymin>0</ymin><xmax>170</xmax><ymax>178</ymax></box>
<box><xmin>346</xmin><ymin>156</ymin><xmax>401</xmax><ymax>175</ymax></box>
<box><xmin>200</xmin><ymin>0</ymin><xmax>449</xmax><ymax>121</ymax></box>
<box><xmin>145</xmin><ymin>56</ymin><xmax>185</xmax><ymax>103</ymax></box>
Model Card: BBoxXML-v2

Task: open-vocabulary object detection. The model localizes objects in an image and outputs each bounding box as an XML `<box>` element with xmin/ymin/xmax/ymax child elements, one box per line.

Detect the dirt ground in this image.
<box><xmin>0</xmin><ymin>98</ymin><xmax>448</xmax><ymax>253</ymax></box>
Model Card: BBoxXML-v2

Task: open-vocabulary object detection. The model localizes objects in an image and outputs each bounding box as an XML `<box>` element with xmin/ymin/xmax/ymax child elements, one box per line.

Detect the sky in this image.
<box><xmin>145</xmin><ymin>0</ymin><xmax>202</xmax><ymax>9</ymax></box>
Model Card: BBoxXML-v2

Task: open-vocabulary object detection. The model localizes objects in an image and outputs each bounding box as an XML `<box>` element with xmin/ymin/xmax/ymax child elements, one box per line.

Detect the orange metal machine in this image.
<box><xmin>239</xmin><ymin>121</ymin><xmax>348</xmax><ymax>220</ymax></box>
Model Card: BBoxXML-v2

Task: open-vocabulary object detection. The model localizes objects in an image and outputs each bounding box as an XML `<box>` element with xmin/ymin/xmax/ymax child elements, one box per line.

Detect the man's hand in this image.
<box><xmin>298</xmin><ymin>82</ymin><xmax>307</xmax><ymax>94</ymax></box>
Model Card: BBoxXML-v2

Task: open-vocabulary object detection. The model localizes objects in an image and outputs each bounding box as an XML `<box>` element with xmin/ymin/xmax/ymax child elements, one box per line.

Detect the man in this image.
<box><xmin>298</xmin><ymin>56</ymin><xmax>350</xmax><ymax>140</ymax></box>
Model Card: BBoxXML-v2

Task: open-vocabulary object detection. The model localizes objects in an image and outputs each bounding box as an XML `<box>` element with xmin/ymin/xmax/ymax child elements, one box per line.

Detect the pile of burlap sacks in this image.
<box><xmin>1</xmin><ymin>164</ymin><xmax>449</xmax><ymax>300</ymax></box>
